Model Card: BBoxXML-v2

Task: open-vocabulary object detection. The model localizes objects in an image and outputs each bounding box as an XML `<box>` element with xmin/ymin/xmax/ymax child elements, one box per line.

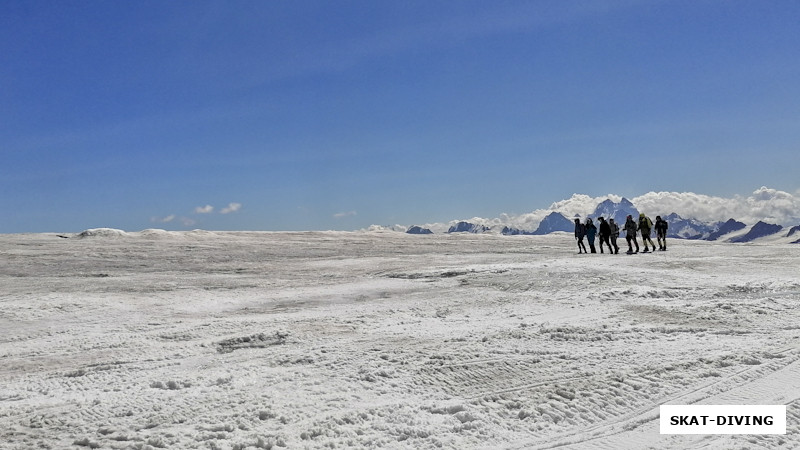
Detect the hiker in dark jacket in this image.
<box><xmin>597</xmin><ymin>217</ymin><xmax>613</xmax><ymax>254</ymax></box>
<box><xmin>655</xmin><ymin>216</ymin><xmax>668</xmax><ymax>251</ymax></box>
<box><xmin>638</xmin><ymin>213</ymin><xmax>657</xmax><ymax>253</ymax></box>
<box><xmin>585</xmin><ymin>218</ymin><xmax>597</xmax><ymax>254</ymax></box>
<box><xmin>624</xmin><ymin>215</ymin><xmax>639</xmax><ymax>254</ymax></box>
<box><xmin>608</xmin><ymin>218</ymin><xmax>620</xmax><ymax>254</ymax></box>
<box><xmin>574</xmin><ymin>218</ymin><xmax>588</xmax><ymax>254</ymax></box>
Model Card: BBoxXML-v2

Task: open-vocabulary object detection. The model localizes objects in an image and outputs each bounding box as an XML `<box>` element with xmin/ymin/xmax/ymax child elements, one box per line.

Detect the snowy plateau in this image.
<box><xmin>1</xmin><ymin>230</ymin><xmax>800</xmax><ymax>449</ymax></box>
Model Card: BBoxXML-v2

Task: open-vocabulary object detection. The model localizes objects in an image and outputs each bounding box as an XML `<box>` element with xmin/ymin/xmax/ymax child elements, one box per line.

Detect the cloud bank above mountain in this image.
<box><xmin>632</xmin><ymin>187</ymin><xmax>800</xmax><ymax>225</ymax></box>
<box><xmin>413</xmin><ymin>186</ymin><xmax>800</xmax><ymax>232</ymax></box>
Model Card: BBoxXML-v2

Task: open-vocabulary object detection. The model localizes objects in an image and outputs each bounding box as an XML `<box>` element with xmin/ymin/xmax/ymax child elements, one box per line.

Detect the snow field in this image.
<box><xmin>1</xmin><ymin>231</ymin><xmax>799</xmax><ymax>449</ymax></box>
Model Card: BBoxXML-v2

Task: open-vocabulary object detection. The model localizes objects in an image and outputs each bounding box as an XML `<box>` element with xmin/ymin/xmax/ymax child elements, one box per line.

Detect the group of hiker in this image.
<box><xmin>574</xmin><ymin>214</ymin><xmax>668</xmax><ymax>254</ymax></box>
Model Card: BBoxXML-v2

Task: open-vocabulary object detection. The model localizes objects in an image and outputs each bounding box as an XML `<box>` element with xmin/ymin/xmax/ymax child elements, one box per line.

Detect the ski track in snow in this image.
<box><xmin>1</xmin><ymin>231</ymin><xmax>799</xmax><ymax>449</ymax></box>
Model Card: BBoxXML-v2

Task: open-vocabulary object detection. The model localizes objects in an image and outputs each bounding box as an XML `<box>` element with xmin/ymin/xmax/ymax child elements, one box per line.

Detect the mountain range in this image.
<box><xmin>393</xmin><ymin>197</ymin><xmax>799</xmax><ymax>244</ymax></box>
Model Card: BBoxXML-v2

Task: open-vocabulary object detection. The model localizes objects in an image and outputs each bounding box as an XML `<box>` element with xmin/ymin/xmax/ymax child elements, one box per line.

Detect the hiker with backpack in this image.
<box><xmin>597</xmin><ymin>217</ymin><xmax>614</xmax><ymax>254</ymax></box>
<box><xmin>585</xmin><ymin>218</ymin><xmax>598</xmax><ymax>254</ymax></box>
<box><xmin>638</xmin><ymin>213</ymin><xmax>657</xmax><ymax>252</ymax></box>
<box><xmin>574</xmin><ymin>218</ymin><xmax>588</xmax><ymax>254</ymax></box>
<box><xmin>624</xmin><ymin>215</ymin><xmax>639</xmax><ymax>254</ymax></box>
<box><xmin>655</xmin><ymin>216</ymin><xmax>669</xmax><ymax>251</ymax></box>
<box><xmin>608</xmin><ymin>218</ymin><xmax>620</xmax><ymax>254</ymax></box>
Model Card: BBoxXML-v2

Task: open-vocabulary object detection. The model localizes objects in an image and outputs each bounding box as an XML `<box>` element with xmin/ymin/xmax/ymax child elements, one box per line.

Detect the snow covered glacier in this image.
<box><xmin>1</xmin><ymin>230</ymin><xmax>799</xmax><ymax>449</ymax></box>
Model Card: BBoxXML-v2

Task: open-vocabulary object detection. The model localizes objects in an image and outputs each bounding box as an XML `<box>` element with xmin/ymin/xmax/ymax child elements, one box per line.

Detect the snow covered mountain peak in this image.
<box><xmin>591</xmin><ymin>198</ymin><xmax>640</xmax><ymax>225</ymax></box>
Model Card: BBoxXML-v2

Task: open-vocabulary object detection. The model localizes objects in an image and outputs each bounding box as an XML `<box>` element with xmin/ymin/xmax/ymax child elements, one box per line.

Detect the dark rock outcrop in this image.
<box><xmin>729</xmin><ymin>221</ymin><xmax>783</xmax><ymax>243</ymax></box>
<box><xmin>406</xmin><ymin>226</ymin><xmax>433</xmax><ymax>235</ymax></box>
<box><xmin>447</xmin><ymin>222</ymin><xmax>489</xmax><ymax>234</ymax></box>
<box><xmin>706</xmin><ymin>219</ymin><xmax>747</xmax><ymax>241</ymax></box>
<box><xmin>532</xmin><ymin>212</ymin><xmax>574</xmax><ymax>235</ymax></box>
<box><xmin>500</xmin><ymin>226</ymin><xmax>533</xmax><ymax>235</ymax></box>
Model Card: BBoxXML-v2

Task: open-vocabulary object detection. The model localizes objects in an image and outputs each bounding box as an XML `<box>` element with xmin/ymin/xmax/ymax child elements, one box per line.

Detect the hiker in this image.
<box><xmin>655</xmin><ymin>215</ymin><xmax>669</xmax><ymax>251</ymax></box>
<box><xmin>597</xmin><ymin>217</ymin><xmax>613</xmax><ymax>254</ymax></box>
<box><xmin>638</xmin><ymin>213</ymin><xmax>657</xmax><ymax>252</ymax></box>
<box><xmin>574</xmin><ymin>218</ymin><xmax>588</xmax><ymax>254</ymax></box>
<box><xmin>585</xmin><ymin>218</ymin><xmax>597</xmax><ymax>254</ymax></box>
<box><xmin>608</xmin><ymin>218</ymin><xmax>620</xmax><ymax>254</ymax></box>
<box><xmin>624</xmin><ymin>215</ymin><xmax>639</xmax><ymax>254</ymax></box>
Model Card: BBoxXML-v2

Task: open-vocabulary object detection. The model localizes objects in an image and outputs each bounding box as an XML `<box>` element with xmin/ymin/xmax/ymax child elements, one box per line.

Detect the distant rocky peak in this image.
<box><xmin>447</xmin><ymin>221</ymin><xmax>489</xmax><ymax>234</ymax></box>
<box><xmin>662</xmin><ymin>213</ymin><xmax>716</xmax><ymax>239</ymax></box>
<box><xmin>591</xmin><ymin>198</ymin><xmax>639</xmax><ymax>225</ymax></box>
<box><xmin>406</xmin><ymin>226</ymin><xmax>433</xmax><ymax>235</ymax></box>
<box><xmin>532</xmin><ymin>212</ymin><xmax>573</xmax><ymax>235</ymax></box>
<box><xmin>729</xmin><ymin>221</ymin><xmax>783</xmax><ymax>243</ymax></box>
<box><xmin>595</xmin><ymin>199</ymin><xmax>616</xmax><ymax>209</ymax></box>
<box><xmin>706</xmin><ymin>218</ymin><xmax>747</xmax><ymax>241</ymax></box>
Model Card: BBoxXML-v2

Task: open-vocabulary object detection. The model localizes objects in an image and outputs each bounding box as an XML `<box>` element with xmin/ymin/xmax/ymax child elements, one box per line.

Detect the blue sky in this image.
<box><xmin>2</xmin><ymin>0</ymin><xmax>799</xmax><ymax>232</ymax></box>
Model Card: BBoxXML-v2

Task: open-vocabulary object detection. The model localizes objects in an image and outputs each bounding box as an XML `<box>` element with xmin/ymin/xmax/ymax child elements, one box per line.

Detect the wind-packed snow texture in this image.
<box><xmin>1</xmin><ymin>231</ymin><xmax>799</xmax><ymax>449</ymax></box>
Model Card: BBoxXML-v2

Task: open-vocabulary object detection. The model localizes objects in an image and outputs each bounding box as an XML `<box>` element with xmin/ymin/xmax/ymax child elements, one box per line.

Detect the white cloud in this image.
<box><xmin>496</xmin><ymin>187</ymin><xmax>799</xmax><ymax>228</ymax></box>
<box><xmin>633</xmin><ymin>187</ymin><xmax>800</xmax><ymax>225</ymax></box>
<box><xmin>381</xmin><ymin>186</ymin><xmax>799</xmax><ymax>234</ymax></box>
<box><xmin>743</xmin><ymin>187</ymin><xmax>800</xmax><ymax>224</ymax></box>
<box><xmin>492</xmin><ymin>193</ymin><xmax>625</xmax><ymax>231</ymax></box>
<box><xmin>150</xmin><ymin>214</ymin><xmax>197</xmax><ymax>227</ymax></box>
<box><xmin>333</xmin><ymin>211</ymin><xmax>357</xmax><ymax>219</ymax></box>
<box><xmin>423</xmin><ymin>187</ymin><xmax>800</xmax><ymax>233</ymax></box>
<box><xmin>633</xmin><ymin>192</ymin><xmax>734</xmax><ymax>222</ymax></box>
<box><xmin>195</xmin><ymin>205</ymin><xmax>214</xmax><ymax>214</ymax></box>
<box><xmin>414</xmin><ymin>193</ymin><xmax>626</xmax><ymax>233</ymax></box>
<box><xmin>220</xmin><ymin>203</ymin><xmax>242</xmax><ymax>214</ymax></box>
<box><xmin>548</xmin><ymin>194</ymin><xmax>624</xmax><ymax>219</ymax></box>
<box><xmin>151</xmin><ymin>214</ymin><xmax>176</xmax><ymax>223</ymax></box>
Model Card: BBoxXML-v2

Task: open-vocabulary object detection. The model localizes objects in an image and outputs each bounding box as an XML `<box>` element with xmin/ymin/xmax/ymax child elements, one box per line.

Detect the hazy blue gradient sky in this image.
<box><xmin>3</xmin><ymin>0</ymin><xmax>799</xmax><ymax>232</ymax></box>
